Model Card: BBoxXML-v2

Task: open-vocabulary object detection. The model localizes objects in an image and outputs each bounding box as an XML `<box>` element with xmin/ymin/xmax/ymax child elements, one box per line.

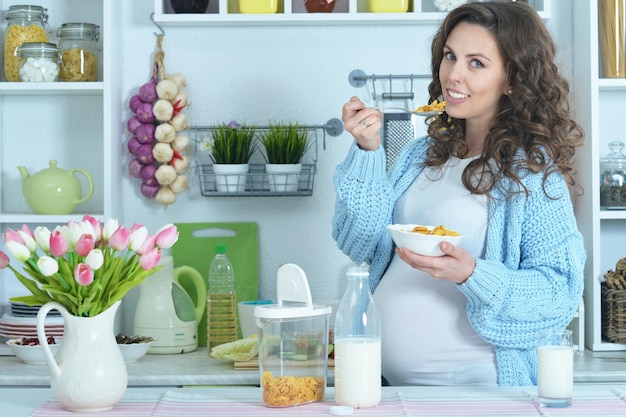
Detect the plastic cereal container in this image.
<box><xmin>3</xmin><ymin>5</ymin><xmax>49</xmax><ymax>82</ymax></box>
<box><xmin>255</xmin><ymin>264</ymin><xmax>331</xmax><ymax>407</ymax></box>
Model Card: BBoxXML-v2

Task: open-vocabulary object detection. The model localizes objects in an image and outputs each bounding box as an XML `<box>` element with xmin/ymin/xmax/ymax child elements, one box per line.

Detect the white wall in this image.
<box><xmin>115</xmin><ymin>0</ymin><xmax>574</xmax><ymax>332</ymax></box>
<box><xmin>0</xmin><ymin>1</ymin><xmax>574</xmax><ymax>334</ymax></box>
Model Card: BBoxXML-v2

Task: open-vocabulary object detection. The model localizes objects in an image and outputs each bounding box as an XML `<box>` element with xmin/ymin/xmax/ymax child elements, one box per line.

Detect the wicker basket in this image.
<box><xmin>602</xmin><ymin>283</ymin><xmax>626</xmax><ymax>343</ymax></box>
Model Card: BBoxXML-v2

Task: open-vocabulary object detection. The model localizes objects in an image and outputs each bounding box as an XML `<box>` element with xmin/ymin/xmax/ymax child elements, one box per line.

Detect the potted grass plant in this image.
<box><xmin>260</xmin><ymin>122</ymin><xmax>310</xmax><ymax>192</ymax></box>
<box><xmin>209</xmin><ymin>121</ymin><xmax>257</xmax><ymax>193</ymax></box>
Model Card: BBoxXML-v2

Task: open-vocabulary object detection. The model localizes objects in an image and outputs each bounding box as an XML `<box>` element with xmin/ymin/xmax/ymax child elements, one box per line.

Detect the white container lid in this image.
<box><xmin>254</xmin><ymin>263</ymin><xmax>331</xmax><ymax>320</ymax></box>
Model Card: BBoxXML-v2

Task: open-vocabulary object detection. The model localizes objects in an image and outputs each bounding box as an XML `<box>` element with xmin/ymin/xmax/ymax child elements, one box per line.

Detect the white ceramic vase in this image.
<box><xmin>36</xmin><ymin>300</ymin><xmax>127</xmax><ymax>412</ymax></box>
<box><xmin>213</xmin><ymin>163</ymin><xmax>249</xmax><ymax>193</ymax></box>
<box><xmin>265</xmin><ymin>163</ymin><xmax>302</xmax><ymax>193</ymax></box>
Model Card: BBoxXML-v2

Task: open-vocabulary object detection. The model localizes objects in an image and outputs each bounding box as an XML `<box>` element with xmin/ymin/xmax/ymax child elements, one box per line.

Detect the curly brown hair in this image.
<box><xmin>425</xmin><ymin>0</ymin><xmax>584</xmax><ymax>199</ymax></box>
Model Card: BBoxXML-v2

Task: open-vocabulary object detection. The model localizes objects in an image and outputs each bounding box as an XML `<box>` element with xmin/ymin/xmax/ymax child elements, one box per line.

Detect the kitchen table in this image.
<box><xmin>3</xmin><ymin>384</ymin><xmax>626</xmax><ymax>417</ymax></box>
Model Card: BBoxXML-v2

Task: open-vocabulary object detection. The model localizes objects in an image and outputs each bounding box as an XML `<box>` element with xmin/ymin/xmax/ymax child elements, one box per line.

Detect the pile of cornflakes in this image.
<box><xmin>415</xmin><ymin>99</ymin><xmax>446</xmax><ymax>113</ymax></box>
<box><xmin>411</xmin><ymin>224</ymin><xmax>459</xmax><ymax>236</ymax></box>
<box><xmin>261</xmin><ymin>371</ymin><xmax>325</xmax><ymax>407</ymax></box>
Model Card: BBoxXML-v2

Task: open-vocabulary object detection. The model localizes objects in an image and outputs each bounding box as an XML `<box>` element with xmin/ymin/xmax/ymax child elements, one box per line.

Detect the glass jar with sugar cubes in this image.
<box><xmin>16</xmin><ymin>42</ymin><xmax>60</xmax><ymax>82</ymax></box>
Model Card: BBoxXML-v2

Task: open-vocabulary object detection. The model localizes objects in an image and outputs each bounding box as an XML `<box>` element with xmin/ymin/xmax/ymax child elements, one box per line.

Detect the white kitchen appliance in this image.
<box><xmin>134</xmin><ymin>256</ymin><xmax>206</xmax><ymax>354</ymax></box>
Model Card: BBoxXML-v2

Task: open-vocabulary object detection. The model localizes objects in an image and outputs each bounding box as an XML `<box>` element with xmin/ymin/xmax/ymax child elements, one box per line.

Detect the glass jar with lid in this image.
<box><xmin>254</xmin><ymin>264</ymin><xmax>331</xmax><ymax>408</ymax></box>
<box><xmin>15</xmin><ymin>42</ymin><xmax>60</xmax><ymax>82</ymax></box>
<box><xmin>600</xmin><ymin>141</ymin><xmax>626</xmax><ymax>209</ymax></box>
<box><xmin>3</xmin><ymin>5</ymin><xmax>49</xmax><ymax>82</ymax></box>
<box><xmin>57</xmin><ymin>23</ymin><xmax>100</xmax><ymax>82</ymax></box>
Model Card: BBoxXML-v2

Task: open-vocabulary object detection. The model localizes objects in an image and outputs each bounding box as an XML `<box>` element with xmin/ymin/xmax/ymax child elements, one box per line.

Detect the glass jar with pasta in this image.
<box><xmin>3</xmin><ymin>5</ymin><xmax>49</xmax><ymax>82</ymax></box>
<box><xmin>57</xmin><ymin>23</ymin><xmax>100</xmax><ymax>82</ymax></box>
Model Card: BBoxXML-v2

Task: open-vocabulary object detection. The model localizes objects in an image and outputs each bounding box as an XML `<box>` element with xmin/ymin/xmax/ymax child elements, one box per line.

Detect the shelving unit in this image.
<box><xmin>573</xmin><ymin>1</ymin><xmax>626</xmax><ymax>351</ymax></box>
<box><xmin>192</xmin><ymin>121</ymin><xmax>340</xmax><ymax>197</ymax></box>
<box><xmin>196</xmin><ymin>163</ymin><xmax>317</xmax><ymax>197</ymax></box>
<box><xmin>152</xmin><ymin>0</ymin><xmax>550</xmax><ymax>25</ymax></box>
<box><xmin>0</xmin><ymin>0</ymin><xmax>121</xmax><ymax>224</ymax></box>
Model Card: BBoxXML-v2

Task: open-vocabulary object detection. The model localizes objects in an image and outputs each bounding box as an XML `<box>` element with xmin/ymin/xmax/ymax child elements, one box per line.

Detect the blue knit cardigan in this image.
<box><xmin>332</xmin><ymin>138</ymin><xmax>585</xmax><ymax>386</ymax></box>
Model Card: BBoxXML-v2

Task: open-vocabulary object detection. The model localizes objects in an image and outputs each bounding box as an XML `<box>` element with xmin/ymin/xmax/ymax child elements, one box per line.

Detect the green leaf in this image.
<box><xmin>261</xmin><ymin>122</ymin><xmax>310</xmax><ymax>164</ymax></box>
<box><xmin>211</xmin><ymin>123</ymin><xmax>258</xmax><ymax>164</ymax></box>
<box><xmin>9</xmin><ymin>295</ymin><xmax>47</xmax><ymax>306</ymax></box>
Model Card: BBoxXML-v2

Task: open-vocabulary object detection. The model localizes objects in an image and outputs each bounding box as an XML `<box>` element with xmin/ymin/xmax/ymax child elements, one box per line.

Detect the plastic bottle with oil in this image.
<box><xmin>206</xmin><ymin>244</ymin><xmax>238</xmax><ymax>351</ymax></box>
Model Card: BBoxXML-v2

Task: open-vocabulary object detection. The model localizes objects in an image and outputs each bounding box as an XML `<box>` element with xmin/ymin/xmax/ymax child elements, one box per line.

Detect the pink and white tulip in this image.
<box><xmin>19</xmin><ymin>225</ymin><xmax>34</xmax><ymax>239</ymax></box>
<box><xmin>17</xmin><ymin>230</ymin><xmax>37</xmax><ymax>253</ymax></box>
<box><xmin>109</xmin><ymin>226</ymin><xmax>131</xmax><ymax>251</ymax></box>
<box><xmin>34</xmin><ymin>226</ymin><xmax>51</xmax><ymax>253</ymax></box>
<box><xmin>155</xmin><ymin>224</ymin><xmax>178</xmax><ymax>249</ymax></box>
<box><xmin>81</xmin><ymin>215</ymin><xmax>102</xmax><ymax>243</ymax></box>
<box><xmin>74</xmin><ymin>263</ymin><xmax>94</xmax><ymax>286</ymax></box>
<box><xmin>5</xmin><ymin>240</ymin><xmax>31</xmax><ymax>262</ymax></box>
<box><xmin>102</xmin><ymin>218</ymin><xmax>120</xmax><ymax>242</ymax></box>
<box><xmin>129</xmin><ymin>225</ymin><xmax>149</xmax><ymax>252</ymax></box>
<box><xmin>139</xmin><ymin>247</ymin><xmax>162</xmax><ymax>270</ymax></box>
<box><xmin>136</xmin><ymin>235</ymin><xmax>156</xmax><ymax>255</ymax></box>
<box><xmin>3</xmin><ymin>228</ymin><xmax>24</xmax><ymax>245</ymax></box>
<box><xmin>66</xmin><ymin>221</ymin><xmax>89</xmax><ymax>250</ymax></box>
<box><xmin>85</xmin><ymin>249</ymin><xmax>104</xmax><ymax>270</ymax></box>
<box><xmin>49</xmin><ymin>231</ymin><xmax>68</xmax><ymax>258</ymax></box>
<box><xmin>75</xmin><ymin>234</ymin><xmax>95</xmax><ymax>257</ymax></box>
<box><xmin>37</xmin><ymin>256</ymin><xmax>59</xmax><ymax>276</ymax></box>
<box><xmin>0</xmin><ymin>251</ymin><xmax>9</xmax><ymax>269</ymax></box>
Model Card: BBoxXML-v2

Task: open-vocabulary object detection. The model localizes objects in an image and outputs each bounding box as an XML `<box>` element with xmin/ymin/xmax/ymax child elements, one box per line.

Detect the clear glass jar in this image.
<box><xmin>600</xmin><ymin>141</ymin><xmax>626</xmax><ymax>209</ymax></box>
<box><xmin>57</xmin><ymin>23</ymin><xmax>100</xmax><ymax>82</ymax></box>
<box><xmin>3</xmin><ymin>5</ymin><xmax>49</xmax><ymax>82</ymax></box>
<box><xmin>15</xmin><ymin>42</ymin><xmax>60</xmax><ymax>82</ymax></box>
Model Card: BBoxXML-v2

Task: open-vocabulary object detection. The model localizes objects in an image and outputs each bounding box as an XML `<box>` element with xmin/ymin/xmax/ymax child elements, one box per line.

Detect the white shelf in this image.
<box><xmin>0</xmin><ymin>82</ymin><xmax>104</xmax><ymax>95</ymax></box>
<box><xmin>599</xmin><ymin>78</ymin><xmax>626</xmax><ymax>90</ymax></box>
<box><xmin>153</xmin><ymin>0</ymin><xmax>550</xmax><ymax>25</ymax></box>
<box><xmin>0</xmin><ymin>213</ymin><xmax>104</xmax><ymax>225</ymax></box>
<box><xmin>573</xmin><ymin>0</ymin><xmax>626</xmax><ymax>351</ymax></box>
<box><xmin>0</xmin><ymin>0</ymin><xmax>121</xmax><ymax>225</ymax></box>
<box><xmin>600</xmin><ymin>210</ymin><xmax>626</xmax><ymax>220</ymax></box>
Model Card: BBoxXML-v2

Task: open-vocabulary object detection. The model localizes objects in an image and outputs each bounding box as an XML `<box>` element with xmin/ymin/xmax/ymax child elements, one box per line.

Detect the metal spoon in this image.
<box><xmin>374</xmin><ymin>106</ymin><xmax>445</xmax><ymax>117</ymax></box>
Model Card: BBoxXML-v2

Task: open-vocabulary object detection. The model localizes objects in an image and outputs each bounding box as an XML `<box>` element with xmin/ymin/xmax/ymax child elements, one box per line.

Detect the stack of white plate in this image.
<box><xmin>0</xmin><ymin>302</ymin><xmax>64</xmax><ymax>340</ymax></box>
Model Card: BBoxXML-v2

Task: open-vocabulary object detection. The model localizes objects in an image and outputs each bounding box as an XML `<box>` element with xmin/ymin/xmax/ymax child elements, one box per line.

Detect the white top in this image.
<box><xmin>373</xmin><ymin>156</ymin><xmax>497</xmax><ymax>385</ymax></box>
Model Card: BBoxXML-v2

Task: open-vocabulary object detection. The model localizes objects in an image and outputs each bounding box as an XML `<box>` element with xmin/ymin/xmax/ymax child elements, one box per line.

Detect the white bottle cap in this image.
<box><xmin>330</xmin><ymin>405</ymin><xmax>354</xmax><ymax>415</ymax></box>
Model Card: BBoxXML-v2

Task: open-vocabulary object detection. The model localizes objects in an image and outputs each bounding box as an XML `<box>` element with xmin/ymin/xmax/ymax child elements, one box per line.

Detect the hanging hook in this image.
<box><xmin>150</xmin><ymin>12</ymin><xmax>165</xmax><ymax>37</ymax></box>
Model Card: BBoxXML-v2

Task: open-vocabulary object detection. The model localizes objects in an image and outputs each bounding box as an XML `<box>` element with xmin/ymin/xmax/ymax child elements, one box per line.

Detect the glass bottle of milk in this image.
<box><xmin>333</xmin><ymin>264</ymin><xmax>381</xmax><ymax>409</ymax></box>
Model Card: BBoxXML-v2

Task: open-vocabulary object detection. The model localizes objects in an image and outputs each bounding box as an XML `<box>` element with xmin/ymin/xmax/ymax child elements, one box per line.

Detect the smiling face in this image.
<box><xmin>439</xmin><ymin>22</ymin><xmax>510</xmax><ymax>130</ymax></box>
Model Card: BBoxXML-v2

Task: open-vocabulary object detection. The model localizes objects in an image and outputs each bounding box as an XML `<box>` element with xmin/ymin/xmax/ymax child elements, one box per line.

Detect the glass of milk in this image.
<box><xmin>537</xmin><ymin>329</ymin><xmax>573</xmax><ymax>408</ymax></box>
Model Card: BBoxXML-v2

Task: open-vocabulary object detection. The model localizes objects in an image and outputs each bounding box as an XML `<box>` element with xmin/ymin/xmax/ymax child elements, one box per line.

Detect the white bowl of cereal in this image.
<box><xmin>386</xmin><ymin>224</ymin><xmax>464</xmax><ymax>257</ymax></box>
<box><xmin>116</xmin><ymin>334</ymin><xmax>153</xmax><ymax>363</ymax></box>
<box><xmin>6</xmin><ymin>336</ymin><xmax>60</xmax><ymax>364</ymax></box>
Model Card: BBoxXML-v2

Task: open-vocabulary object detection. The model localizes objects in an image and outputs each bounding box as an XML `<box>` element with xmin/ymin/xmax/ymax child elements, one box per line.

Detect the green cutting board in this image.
<box><xmin>171</xmin><ymin>222</ymin><xmax>259</xmax><ymax>347</ymax></box>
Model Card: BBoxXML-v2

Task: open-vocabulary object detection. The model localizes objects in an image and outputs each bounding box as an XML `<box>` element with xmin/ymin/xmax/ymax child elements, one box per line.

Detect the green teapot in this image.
<box><xmin>19</xmin><ymin>160</ymin><xmax>94</xmax><ymax>215</ymax></box>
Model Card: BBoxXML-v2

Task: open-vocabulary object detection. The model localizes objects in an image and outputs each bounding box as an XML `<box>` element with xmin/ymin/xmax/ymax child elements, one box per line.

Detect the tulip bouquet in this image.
<box><xmin>0</xmin><ymin>216</ymin><xmax>178</xmax><ymax>317</ymax></box>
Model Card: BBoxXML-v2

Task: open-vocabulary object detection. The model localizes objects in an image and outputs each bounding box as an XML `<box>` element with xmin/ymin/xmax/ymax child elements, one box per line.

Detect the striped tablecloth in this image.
<box><xmin>31</xmin><ymin>387</ymin><xmax>626</xmax><ymax>417</ymax></box>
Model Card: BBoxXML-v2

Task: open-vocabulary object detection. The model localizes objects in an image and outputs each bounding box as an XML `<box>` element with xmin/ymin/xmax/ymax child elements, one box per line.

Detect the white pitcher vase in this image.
<box><xmin>36</xmin><ymin>300</ymin><xmax>127</xmax><ymax>412</ymax></box>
